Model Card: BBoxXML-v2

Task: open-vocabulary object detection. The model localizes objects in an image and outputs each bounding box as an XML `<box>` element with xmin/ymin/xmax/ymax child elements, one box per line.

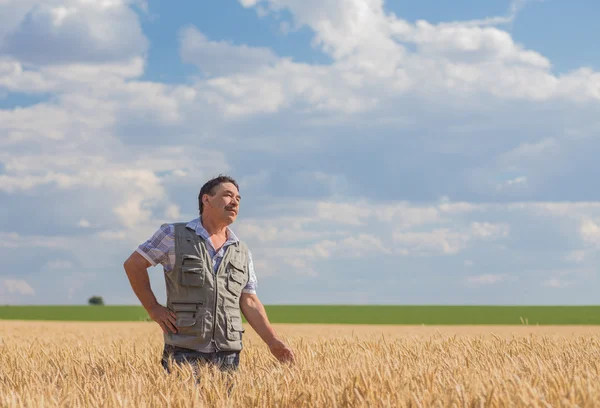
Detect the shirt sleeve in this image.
<box><xmin>242</xmin><ymin>250</ymin><xmax>258</xmax><ymax>295</ymax></box>
<box><xmin>135</xmin><ymin>223</ymin><xmax>175</xmax><ymax>269</ymax></box>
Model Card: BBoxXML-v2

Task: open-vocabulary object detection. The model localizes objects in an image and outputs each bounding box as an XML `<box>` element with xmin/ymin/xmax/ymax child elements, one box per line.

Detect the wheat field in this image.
<box><xmin>3</xmin><ymin>321</ymin><xmax>600</xmax><ymax>407</ymax></box>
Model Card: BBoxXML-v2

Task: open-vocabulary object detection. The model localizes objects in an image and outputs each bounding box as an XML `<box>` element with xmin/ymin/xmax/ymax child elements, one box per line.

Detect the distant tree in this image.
<box><xmin>88</xmin><ymin>296</ymin><xmax>104</xmax><ymax>306</ymax></box>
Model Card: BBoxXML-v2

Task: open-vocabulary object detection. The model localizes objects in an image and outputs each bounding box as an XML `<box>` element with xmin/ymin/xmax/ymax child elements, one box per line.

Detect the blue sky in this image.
<box><xmin>1</xmin><ymin>0</ymin><xmax>600</xmax><ymax>305</ymax></box>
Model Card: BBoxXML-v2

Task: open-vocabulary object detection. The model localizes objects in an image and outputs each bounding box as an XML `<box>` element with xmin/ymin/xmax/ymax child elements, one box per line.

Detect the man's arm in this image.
<box><xmin>123</xmin><ymin>251</ymin><xmax>177</xmax><ymax>334</ymax></box>
<box><xmin>240</xmin><ymin>292</ymin><xmax>295</xmax><ymax>363</ymax></box>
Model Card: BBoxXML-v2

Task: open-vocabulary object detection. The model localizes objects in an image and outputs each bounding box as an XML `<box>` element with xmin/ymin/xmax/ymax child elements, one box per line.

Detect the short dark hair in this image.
<box><xmin>198</xmin><ymin>175</ymin><xmax>240</xmax><ymax>215</ymax></box>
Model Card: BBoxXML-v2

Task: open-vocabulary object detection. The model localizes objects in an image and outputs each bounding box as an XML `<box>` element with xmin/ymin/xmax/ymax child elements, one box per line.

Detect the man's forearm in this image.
<box><xmin>123</xmin><ymin>257</ymin><xmax>159</xmax><ymax>312</ymax></box>
<box><xmin>240</xmin><ymin>295</ymin><xmax>279</xmax><ymax>345</ymax></box>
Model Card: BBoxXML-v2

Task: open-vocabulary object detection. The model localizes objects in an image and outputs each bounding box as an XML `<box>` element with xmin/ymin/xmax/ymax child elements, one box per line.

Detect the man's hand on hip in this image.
<box><xmin>148</xmin><ymin>304</ymin><xmax>178</xmax><ymax>334</ymax></box>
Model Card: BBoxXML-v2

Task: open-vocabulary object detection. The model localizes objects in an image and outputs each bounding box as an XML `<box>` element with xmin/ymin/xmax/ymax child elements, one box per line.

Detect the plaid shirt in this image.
<box><xmin>136</xmin><ymin>218</ymin><xmax>257</xmax><ymax>295</ymax></box>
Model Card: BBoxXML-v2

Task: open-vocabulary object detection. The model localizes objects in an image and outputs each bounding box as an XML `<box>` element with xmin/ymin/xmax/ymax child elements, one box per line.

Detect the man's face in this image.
<box><xmin>203</xmin><ymin>182</ymin><xmax>241</xmax><ymax>224</ymax></box>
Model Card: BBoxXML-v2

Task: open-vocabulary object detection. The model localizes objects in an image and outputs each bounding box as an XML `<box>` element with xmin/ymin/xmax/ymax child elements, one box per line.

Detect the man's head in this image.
<box><xmin>198</xmin><ymin>175</ymin><xmax>241</xmax><ymax>225</ymax></box>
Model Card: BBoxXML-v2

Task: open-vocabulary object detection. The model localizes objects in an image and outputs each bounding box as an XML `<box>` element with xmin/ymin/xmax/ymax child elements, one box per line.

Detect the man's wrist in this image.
<box><xmin>266</xmin><ymin>336</ymin><xmax>282</xmax><ymax>347</ymax></box>
<box><xmin>143</xmin><ymin>300</ymin><xmax>160</xmax><ymax>313</ymax></box>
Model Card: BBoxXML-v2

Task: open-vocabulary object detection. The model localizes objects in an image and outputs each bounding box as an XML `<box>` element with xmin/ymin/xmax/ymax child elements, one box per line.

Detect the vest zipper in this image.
<box><xmin>212</xmin><ymin>255</ymin><xmax>220</xmax><ymax>351</ymax></box>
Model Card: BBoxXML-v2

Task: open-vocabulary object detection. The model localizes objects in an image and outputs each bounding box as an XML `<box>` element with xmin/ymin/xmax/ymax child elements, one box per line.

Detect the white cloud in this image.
<box><xmin>393</xmin><ymin>229</ymin><xmax>470</xmax><ymax>255</ymax></box>
<box><xmin>0</xmin><ymin>68</ymin><xmax>228</xmax><ymax>234</ymax></box>
<box><xmin>391</xmin><ymin>220</ymin><xmax>507</xmax><ymax>256</ymax></box>
<box><xmin>96</xmin><ymin>230</ymin><xmax>127</xmax><ymax>240</ymax></box>
<box><xmin>508</xmin><ymin>202</ymin><xmax>600</xmax><ymax>219</ymax></box>
<box><xmin>580</xmin><ymin>219</ymin><xmax>600</xmax><ymax>248</ymax></box>
<box><xmin>508</xmin><ymin>139</ymin><xmax>558</xmax><ymax>157</ymax></box>
<box><xmin>78</xmin><ymin>219</ymin><xmax>91</xmax><ymax>228</ymax></box>
<box><xmin>0</xmin><ymin>232</ymin><xmax>69</xmax><ymax>249</ymax></box>
<box><xmin>497</xmin><ymin>176</ymin><xmax>527</xmax><ymax>191</ymax></box>
<box><xmin>376</xmin><ymin>204</ymin><xmax>440</xmax><ymax>227</ymax></box>
<box><xmin>566</xmin><ymin>250</ymin><xmax>586</xmax><ymax>263</ymax></box>
<box><xmin>542</xmin><ymin>278</ymin><xmax>571</xmax><ymax>289</ymax></box>
<box><xmin>470</xmin><ymin>222</ymin><xmax>510</xmax><ymax>238</ymax></box>
<box><xmin>0</xmin><ymin>0</ymin><xmax>148</xmax><ymax>66</ymax></box>
<box><xmin>164</xmin><ymin>204</ymin><xmax>181</xmax><ymax>219</ymax></box>
<box><xmin>0</xmin><ymin>0</ymin><xmax>39</xmax><ymax>41</ymax></box>
<box><xmin>1</xmin><ymin>279</ymin><xmax>35</xmax><ymax>295</ymax></box>
<box><xmin>466</xmin><ymin>274</ymin><xmax>505</xmax><ymax>286</ymax></box>
<box><xmin>113</xmin><ymin>197</ymin><xmax>154</xmax><ymax>229</ymax></box>
<box><xmin>195</xmin><ymin>59</ymin><xmax>382</xmax><ymax>116</ymax></box>
<box><xmin>0</xmin><ymin>58</ymin><xmax>56</xmax><ymax>93</ymax></box>
<box><xmin>337</xmin><ymin>234</ymin><xmax>390</xmax><ymax>257</ymax></box>
<box><xmin>451</xmin><ymin>0</ymin><xmax>540</xmax><ymax>27</ymax></box>
<box><xmin>180</xmin><ymin>26</ymin><xmax>279</xmax><ymax>76</ymax></box>
<box><xmin>0</xmin><ymin>56</ymin><xmax>146</xmax><ymax>98</ymax></box>
<box><xmin>282</xmin><ymin>258</ymin><xmax>317</xmax><ymax>277</ymax></box>
<box><xmin>316</xmin><ymin>201</ymin><xmax>371</xmax><ymax>226</ymax></box>
<box><xmin>438</xmin><ymin>201</ymin><xmax>480</xmax><ymax>215</ymax></box>
<box><xmin>229</xmin><ymin>0</ymin><xmax>599</xmax><ymax>115</ymax></box>
<box><xmin>45</xmin><ymin>259</ymin><xmax>74</xmax><ymax>269</ymax></box>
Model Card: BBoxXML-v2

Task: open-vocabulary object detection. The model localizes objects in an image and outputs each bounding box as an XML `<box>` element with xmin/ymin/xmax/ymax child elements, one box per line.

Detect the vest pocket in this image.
<box><xmin>227</xmin><ymin>315</ymin><xmax>245</xmax><ymax>341</ymax></box>
<box><xmin>181</xmin><ymin>266</ymin><xmax>205</xmax><ymax>287</ymax></box>
<box><xmin>226</xmin><ymin>258</ymin><xmax>246</xmax><ymax>295</ymax></box>
<box><xmin>171</xmin><ymin>302</ymin><xmax>202</xmax><ymax>335</ymax></box>
<box><xmin>181</xmin><ymin>264</ymin><xmax>205</xmax><ymax>287</ymax></box>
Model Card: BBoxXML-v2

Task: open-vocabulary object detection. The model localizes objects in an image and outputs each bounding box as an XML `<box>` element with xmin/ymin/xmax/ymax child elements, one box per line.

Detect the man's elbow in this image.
<box><xmin>240</xmin><ymin>293</ymin><xmax>258</xmax><ymax>310</ymax></box>
<box><xmin>123</xmin><ymin>252</ymin><xmax>147</xmax><ymax>275</ymax></box>
<box><xmin>123</xmin><ymin>258</ymin><xmax>133</xmax><ymax>276</ymax></box>
<box><xmin>123</xmin><ymin>254</ymin><xmax>134</xmax><ymax>269</ymax></box>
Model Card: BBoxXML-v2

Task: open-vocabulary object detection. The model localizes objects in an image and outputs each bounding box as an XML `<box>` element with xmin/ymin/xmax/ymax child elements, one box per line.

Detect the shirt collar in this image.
<box><xmin>186</xmin><ymin>217</ymin><xmax>239</xmax><ymax>244</ymax></box>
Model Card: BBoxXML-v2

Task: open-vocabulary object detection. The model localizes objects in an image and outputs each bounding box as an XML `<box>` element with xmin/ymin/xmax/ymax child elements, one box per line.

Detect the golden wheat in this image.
<box><xmin>2</xmin><ymin>321</ymin><xmax>600</xmax><ymax>407</ymax></box>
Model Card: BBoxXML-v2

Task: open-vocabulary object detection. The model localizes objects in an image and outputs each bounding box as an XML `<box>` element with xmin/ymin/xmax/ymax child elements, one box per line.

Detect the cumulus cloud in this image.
<box><xmin>580</xmin><ymin>219</ymin><xmax>600</xmax><ymax>248</ymax></box>
<box><xmin>0</xmin><ymin>232</ymin><xmax>70</xmax><ymax>249</ymax></box>
<box><xmin>566</xmin><ymin>250</ymin><xmax>586</xmax><ymax>263</ymax></box>
<box><xmin>466</xmin><ymin>274</ymin><xmax>505</xmax><ymax>286</ymax></box>
<box><xmin>542</xmin><ymin>278</ymin><xmax>571</xmax><ymax>289</ymax></box>
<box><xmin>393</xmin><ymin>229</ymin><xmax>471</xmax><ymax>256</ymax></box>
<box><xmin>180</xmin><ymin>26</ymin><xmax>279</xmax><ymax>76</ymax></box>
<box><xmin>1</xmin><ymin>279</ymin><xmax>35</xmax><ymax>295</ymax></box>
<box><xmin>78</xmin><ymin>219</ymin><xmax>91</xmax><ymax>228</ymax></box>
<box><xmin>470</xmin><ymin>222</ymin><xmax>510</xmax><ymax>238</ymax></box>
<box><xmin>44</xmin><ymin>259</ymin><xmax>74</xmax><ymax>269</ymax></box>
<box><xmin>232</xmin><ymin>0</ymin><xmax>598</xmax><ymax>109</ymax></box>
<box><xmin>0</xmin><ymin>0</ymin><xmax>148</xmax><ymax>65</ymax></box>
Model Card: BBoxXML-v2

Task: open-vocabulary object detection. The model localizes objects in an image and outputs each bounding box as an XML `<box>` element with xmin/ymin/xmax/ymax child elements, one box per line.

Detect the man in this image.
<box><xmin>123</xmin><ymin>175</ymin><xmax>295</xmax><ymax>375</ymax></box>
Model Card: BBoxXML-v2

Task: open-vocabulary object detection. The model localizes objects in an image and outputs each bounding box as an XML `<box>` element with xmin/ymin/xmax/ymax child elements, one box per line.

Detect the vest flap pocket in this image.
<box><xmin>181</xmin><ymin>254</ymin><xmax>202</xmax><ymax>263</ymax></box>
<box><xmin>229</xmin><ymin>270</ymin><xmax>244</xmax><ymax>284</ymax></box>
<box><xmin>171</xmin><ymin>303</ymin><xmax>199</xmax><ymax>329</ymax></box>
<box><xmin>181</xmin><ymin>265</ymin><xmax>205</xmax><ymax>274</ymax></box>
<box><xmin>227</xmin><ymin>315</ymin><xmax>245</xmax><ymax>341</ymax></box>
<box><xmin>227</xmin><ymin>273</ymin><xmax>244</xmax><ymax>295</ymax></box>
<box><xmin>181</xmin><ymin>265</ymin><xmax>205</xmax><ymax>287</ymax></box>
<box><xmin>229</xmin><ymin>257</ymin><xmax>246</xmax><ymax>272</ymax></box>
<box><xmin>230</xmin><ymin>318</ymin><xmax>244</xmax><ymax>332</ymax></box>
<box><xmin>171</xmin><ymin>302</ymin><xmax>198</xmax><ymax>313</ymax></box>
<box><xmin>176</xmin><ymin>317</ymin><xmax>196</xmax><ymax>327</ymax></box>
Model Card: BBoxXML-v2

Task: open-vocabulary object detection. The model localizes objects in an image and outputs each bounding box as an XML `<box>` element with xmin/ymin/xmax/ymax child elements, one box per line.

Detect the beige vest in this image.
<box><xmin>163</xmin><ymin>223</ymin><xmax>249</xmax><ymax>351</ymax></box>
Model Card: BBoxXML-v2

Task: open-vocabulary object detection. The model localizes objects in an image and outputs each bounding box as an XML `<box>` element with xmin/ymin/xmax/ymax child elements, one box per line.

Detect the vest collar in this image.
<box><xmin>185</xmin><ymin>217</ymin><xmax>239</xmax><ymax>247</ymax></box>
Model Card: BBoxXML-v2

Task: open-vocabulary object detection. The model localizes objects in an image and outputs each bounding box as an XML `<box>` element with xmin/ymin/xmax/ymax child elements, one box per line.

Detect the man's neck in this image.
<box><xmin>201</xmin><ymin>214</ymin><xmax>228</xmax><ymax>238</ymax></box>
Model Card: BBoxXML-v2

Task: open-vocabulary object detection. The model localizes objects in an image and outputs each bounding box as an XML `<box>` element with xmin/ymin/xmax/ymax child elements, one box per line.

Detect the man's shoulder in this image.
<box><xmin>162</xmin><ymin>218</ymin><xmax>199</xmax><ymax>231</ymax></box>
<box><xmin>169</xmin><ymin>220</ymin><xmax>198</xmax><ymax>237</ymax></box>
<box><xmin>236</xmin><ymin>239</ymin><xmax>251</xmax><ymax>256</ymax></box>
